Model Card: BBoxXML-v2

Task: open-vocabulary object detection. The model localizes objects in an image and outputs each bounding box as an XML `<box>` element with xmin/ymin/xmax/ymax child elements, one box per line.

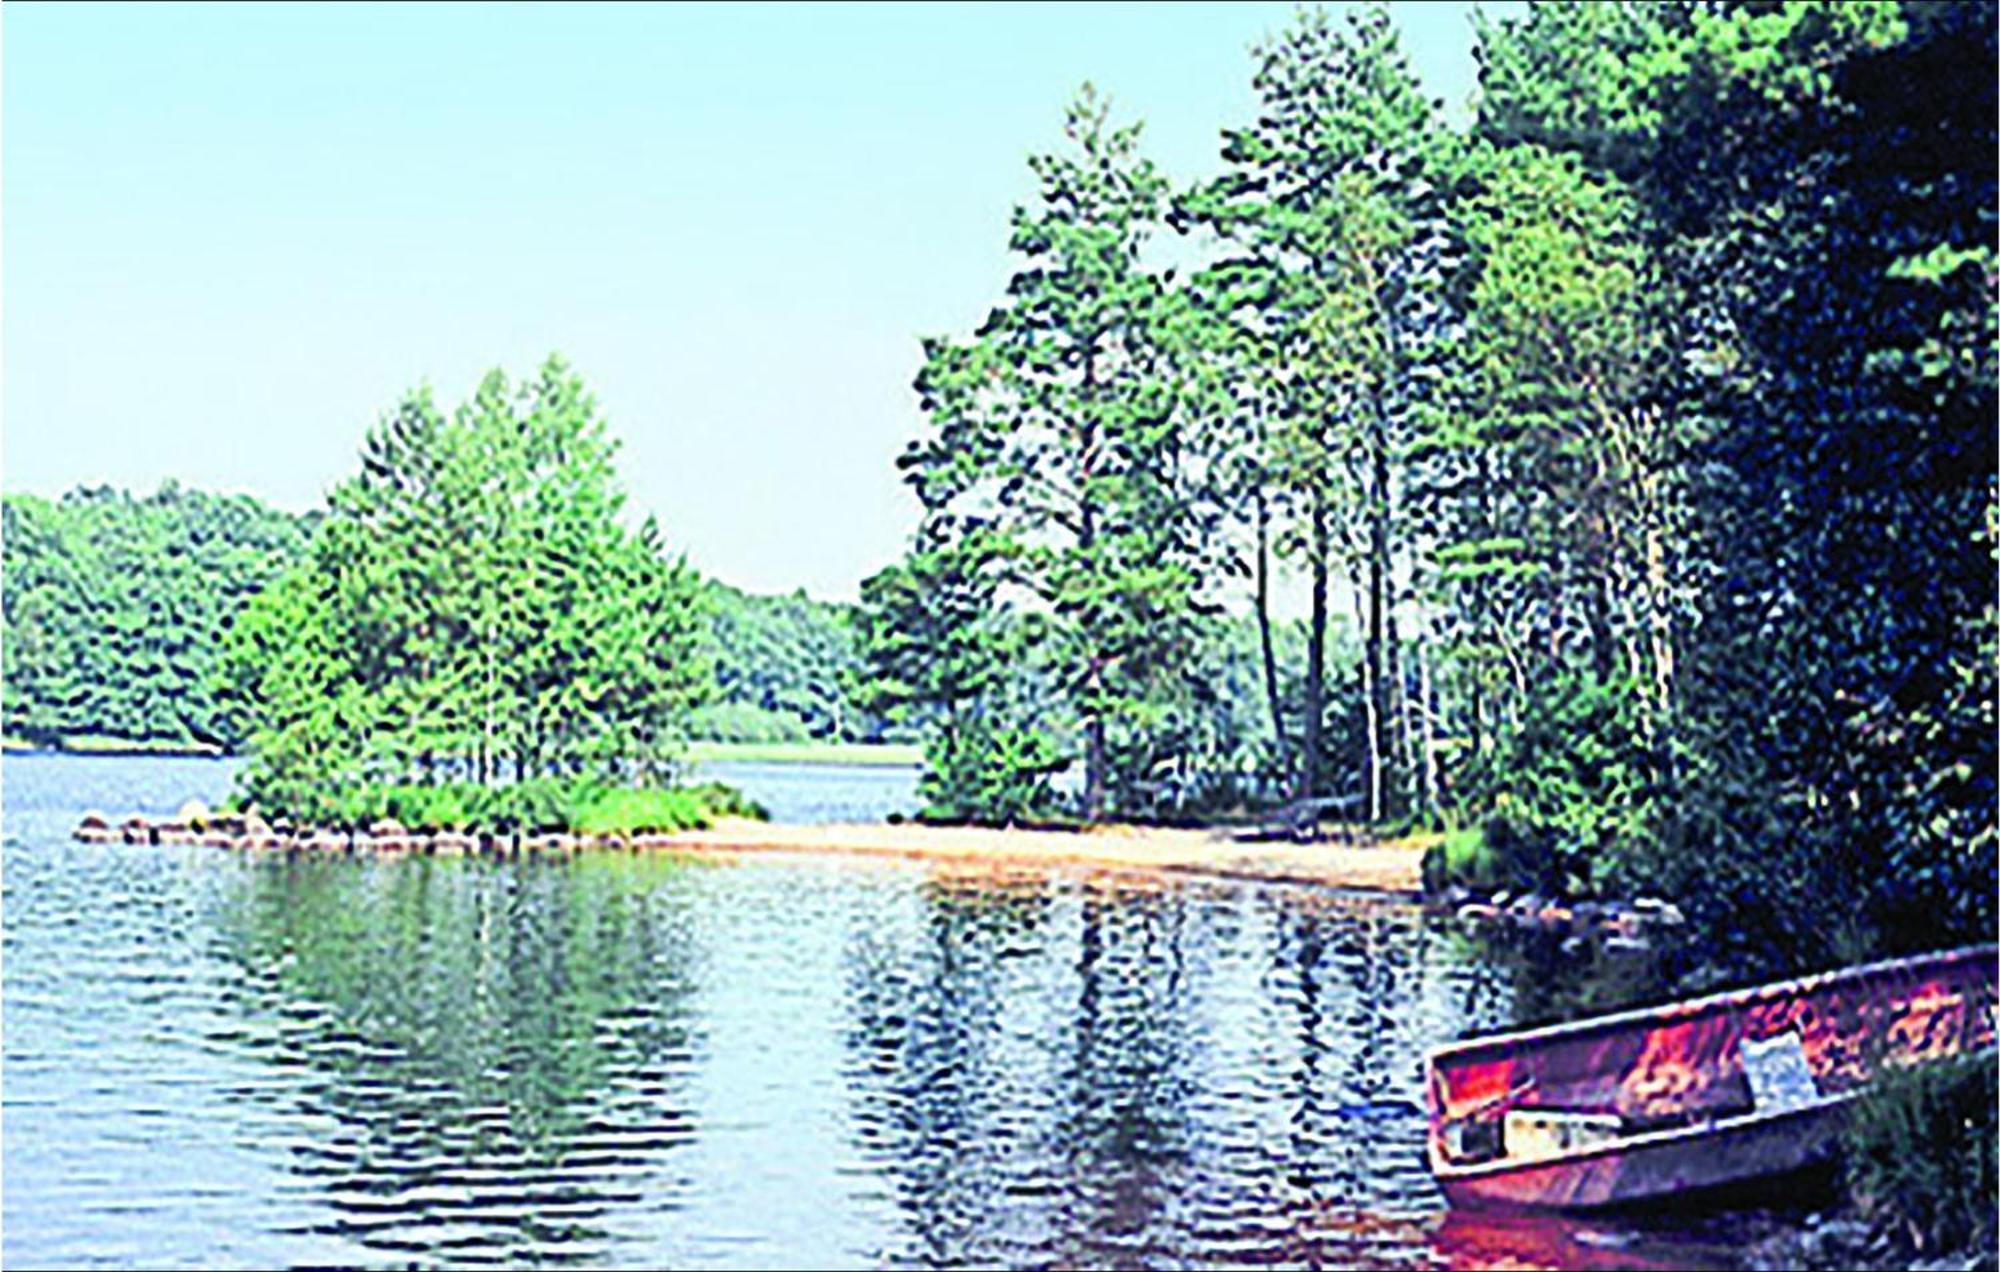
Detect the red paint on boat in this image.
<box><xmin>1426</xmin><ymin>944</ymin><xmax>1998</xmax><ymax>1210</ymax></box>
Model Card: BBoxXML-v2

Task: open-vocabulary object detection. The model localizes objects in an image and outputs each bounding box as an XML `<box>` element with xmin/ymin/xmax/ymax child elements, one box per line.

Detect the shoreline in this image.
<box><xmin>80</xmin><ymin>812</ymin><xmax>1425</xmax><ymax>894</ymax></box>
<box><xmin>654</xmin><ymin>819</ymin><xmax>1424</xmax><ymax>892</ymax></box>
<box><xmin>11</xmin><ymin>738</ymin><xmax>922</xmax><ymax>767</ymax></box>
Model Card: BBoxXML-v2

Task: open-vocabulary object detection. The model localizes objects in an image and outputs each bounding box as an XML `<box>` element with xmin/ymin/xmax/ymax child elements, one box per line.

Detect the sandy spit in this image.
<box><xmin>644</xmin><ymin>819</ymin><xmax>1424</xmax><ymax>893</ymax></box>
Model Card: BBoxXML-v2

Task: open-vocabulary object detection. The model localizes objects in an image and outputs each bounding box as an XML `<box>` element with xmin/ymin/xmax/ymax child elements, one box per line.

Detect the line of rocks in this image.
<box><xmin>1431</xmin><ymin>883</ymin><xmax>1687</xmax><ymax>954</ymax></box>
<box><xmin>72</xmin><ymin>806</ymin><xmax>685</xmax><ymax>857</ymax></box>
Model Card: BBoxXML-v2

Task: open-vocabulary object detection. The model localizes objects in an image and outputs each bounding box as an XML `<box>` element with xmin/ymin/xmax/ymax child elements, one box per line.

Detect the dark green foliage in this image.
<box><xmin>916</xmin><ymin>712</ymin><xmax>1066</xmax><ymax>826</ymax></box>
<box><xmin>1469</xmin><ymin>672</ymin><xmax>1659</xmax><ymax>896</ymax></box>
<box><xmin>1436</xmin><ymin>2</ymin><xmax>1997</xmax><ymax>982</ymax></box>
<box><xmin>2</xmin><ymin>483</ymin><xmax>313</xmax><ymax>748</ymax></box>
<box><xmin>1843</xmin><ymin>1054</ymin><xmax>1997</xmax><ymax>1260</ymax></box>
<box><xmin>699</xmin><ymin>582</ymin><xmax>888</xmax><ymax>743</ymax></box>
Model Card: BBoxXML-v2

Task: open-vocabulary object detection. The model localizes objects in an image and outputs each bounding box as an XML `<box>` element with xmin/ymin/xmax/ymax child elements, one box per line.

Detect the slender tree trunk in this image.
<box><xmin>1079</xmin><ymin>349</ymin><xmax>1105</xmax><ymax>823</ymax></box>
<box><xmin>1366</xmin><ymin>456</ymin><xmax>1389</xmax><ymax>825</ymax></box>
<box><xmin>1406</xmin><ymin>632</ymin><xmax>1428</xmax><ymax>821</ymax></box>
<box><xmin>1387</xmin><ymin>589</ymin><xmax>1407</xmax><ymax>819</ymax></box>
<box><xmin>1254</xmin><ymin>487</ymin><xmax>1288</xmax><ymax>784</ymax></box>
<box><xmin>1590</xmin><ymin>568</ymin><xmax>1615</xmax><ymax>685</ymax></box>
<box><xmin>1300</xmin><ymin>498</ymin><xmax>1328</xmax><ymax>804</ymax></box>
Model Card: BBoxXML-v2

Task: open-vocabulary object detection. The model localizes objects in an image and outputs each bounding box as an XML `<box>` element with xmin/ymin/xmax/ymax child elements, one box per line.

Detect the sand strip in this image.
<box><xmin>645</xmin><ymin>818</ymin><xmax>1424</xmax><ymax>893</ymax></box>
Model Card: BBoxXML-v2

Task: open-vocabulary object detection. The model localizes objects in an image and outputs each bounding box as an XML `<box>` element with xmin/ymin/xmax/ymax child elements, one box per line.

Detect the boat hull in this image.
<box><xmin>1425</xmin><ymin>944</ymin><xmax>1997</xmax><ymax>1212</ymax></box>
<box><xmin>1436</xmin><ymin>1097</ymin><xmax>1851</xmax><ymax>1211</ymax></box>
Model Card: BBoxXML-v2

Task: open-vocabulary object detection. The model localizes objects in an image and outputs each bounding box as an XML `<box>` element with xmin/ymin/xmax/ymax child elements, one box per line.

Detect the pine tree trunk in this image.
<box><xmin>1254</xmin><ymin>488</ymin><xmax>1288</xmax><ymax>785</ymax></box>
<box><xmin>1366</xmin><ymin>479</ymin><xmax>1389</xmax><ymax>826</ymax></box>
<box><xmin>1084</xmin><ymin>704</ymin><xmax>1106</xmax><ymax>823</ymax></box>
<box><xmin>1300</xmin><ymin>499</ymin><xmax>1328</xmax><ymax>804</ymax></box>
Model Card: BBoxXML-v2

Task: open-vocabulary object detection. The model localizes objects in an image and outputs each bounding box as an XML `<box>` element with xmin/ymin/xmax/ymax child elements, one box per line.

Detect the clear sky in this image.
<box><xmin>5</xmin><ymin>1</ymin><xmax>1513</xmax><ymax>600</ymax></box>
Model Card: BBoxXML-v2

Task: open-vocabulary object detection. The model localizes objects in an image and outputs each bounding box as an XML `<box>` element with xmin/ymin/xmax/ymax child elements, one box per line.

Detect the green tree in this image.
<box><xmin>2</xmin><ymin>484</ymin><xmax>313</xmax><ymax>748</ymax></box>
<box><xmin>879</xmin><ymin>87</ymin><xmax>1210</xmax><ymax>822</ymax></box>
<box><xmin>228</xmin><ymin>356</ymin><xmax>711</xmax><ymax>811</ymax></box>
<box><xmin>1180</xmin><ymin>5</ymin><xmax>1442</xmax><ymax>816</ymax></box>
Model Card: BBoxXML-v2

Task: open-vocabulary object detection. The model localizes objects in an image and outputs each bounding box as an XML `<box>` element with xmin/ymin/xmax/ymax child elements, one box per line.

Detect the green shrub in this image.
<box><xmin>1843</xmin><ymin>1053</ymin><xmax>1997</xmax><ymax>1259</ymax></box>
<box><xmin>1466</xmin><ymin>671</ymin><xmax>1661</xmax><ymax>896</ymax></box>
<box><xmin>571</xmin><ymin>788</ymin><xmax>710</xmax><ymax>835</ymax></box>
<box><xmin>918</xmin><ymin>715</ymin><xmax>1065</xmax><ymax>825</ymax></box>
<box><xmin>682</xmin><ymin>780</ymin><xmax>768</xmax><ymax>821</ymax></box>
<box><xmin>243</xmin><ymin>777</ymin><xmax>767</xmax><ymax>835</ymax></box>
<box><xmin>1422</xmin><ymin>827</ymin><xmax>1498</xmax><ymax>893</ymax></box>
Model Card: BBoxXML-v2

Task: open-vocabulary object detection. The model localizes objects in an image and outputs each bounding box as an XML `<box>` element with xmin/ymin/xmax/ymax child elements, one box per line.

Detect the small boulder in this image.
<box><xmin>431</xmin><ymin>830</ymin><xmax>475</xmax><ymax>856</ymax></box>
<box><xmin>176</xmin><ymin>799</ymin><xmax>211</xmax><ymax>830</ymax></box>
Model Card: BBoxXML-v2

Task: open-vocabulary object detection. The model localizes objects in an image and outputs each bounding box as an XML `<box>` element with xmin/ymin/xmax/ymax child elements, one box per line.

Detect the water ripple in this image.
<box><xmin>6</xmin><ymin>755</ymin><xmax>1753</xmax><ymax>1270</ymax></box>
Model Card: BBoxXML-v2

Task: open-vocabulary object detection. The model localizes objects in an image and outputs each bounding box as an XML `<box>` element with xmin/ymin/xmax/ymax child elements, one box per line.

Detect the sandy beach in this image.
<box><xmin>647</xmin><ymin>818</ymin><xmax>1426</xmax><ymax>893</ymax></box>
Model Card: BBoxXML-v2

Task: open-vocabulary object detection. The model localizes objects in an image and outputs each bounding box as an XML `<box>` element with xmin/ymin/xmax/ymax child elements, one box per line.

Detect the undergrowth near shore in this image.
<box><xmin>232</xmin><ymin>779</ymin><xmax>767</xmax><ymax>834</ymax></box>
<box><xmin>1842</xmin><ymin>1052</ymin><xmax>1997</xmax><ymax>1263</ymax></box>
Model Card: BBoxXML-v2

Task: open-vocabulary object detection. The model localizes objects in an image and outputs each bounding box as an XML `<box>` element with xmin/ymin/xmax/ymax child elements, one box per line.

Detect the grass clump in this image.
<box><xmin>1421</xmin><ymin>827</ymin><xmax>1499</xmax><ymax>893</ymax></box>
<box><xmin>246</xmin><ymin>778</ymin><xmax>767</xmax><ymax>835</ymax></box>
<box><xmin>570</xmin><ymin>788</ymin><xmax>713</xmax><ymax>835</ymax></box>
<box><xmin>1843</xmin><ymin>1052</ymin><xmax>1996</xmax><ymax>1261</ymax></box>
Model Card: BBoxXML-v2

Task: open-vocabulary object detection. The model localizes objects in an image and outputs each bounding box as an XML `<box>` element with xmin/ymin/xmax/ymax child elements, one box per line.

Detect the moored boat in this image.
<box><xmin>1426</xmin><ymin>943</ymin><xmax>1997</xmax><ymax>1210</ymax></box>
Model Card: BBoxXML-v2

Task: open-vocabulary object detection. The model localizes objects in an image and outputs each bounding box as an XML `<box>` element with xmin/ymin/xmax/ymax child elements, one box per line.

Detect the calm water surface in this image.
<box><xmin>4</xmin><ymin>755</ymin><xmax>1777</xmax><ymax>1269</ymax></box>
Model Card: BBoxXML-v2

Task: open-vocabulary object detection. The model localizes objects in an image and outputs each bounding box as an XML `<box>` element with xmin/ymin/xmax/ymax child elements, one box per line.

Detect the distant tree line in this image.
<box><xmin>864</xmin><ymin>2</ymin><xmax>1995</xmax><ymax>967</ymax></box>
<box><xmin>1</xmin><ymin>483</ymin><xmax>315</xmax><ymax>748</ymax></box>
<box><xmin>694</xmin><ymin>581</ymin><xmax>906</xmax><ymax>745</ymax></box>
<box><xmin>4</xmin><ymin>484</ymin><xmax>895</xmax><ymax>756</ymax></box>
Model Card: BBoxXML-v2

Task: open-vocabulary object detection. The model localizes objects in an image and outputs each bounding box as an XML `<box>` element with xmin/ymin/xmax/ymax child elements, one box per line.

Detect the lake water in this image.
<box><xmin>3</xmin><ymin>755</ymin><xmax>1785</xmax><ymax>1269</ymax></box>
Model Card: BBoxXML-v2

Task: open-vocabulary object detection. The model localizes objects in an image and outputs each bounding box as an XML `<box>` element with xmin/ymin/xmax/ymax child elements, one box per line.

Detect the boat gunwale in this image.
<box><xmin>1426</xmin><ymin>942</ymin><xmax>1998</xmax><ymax>1068</ymax></box>
<box><xmin>1426</xmin><ymin>1090</ymin><xmax>1858</xmax><ymax>1184</ymax></box>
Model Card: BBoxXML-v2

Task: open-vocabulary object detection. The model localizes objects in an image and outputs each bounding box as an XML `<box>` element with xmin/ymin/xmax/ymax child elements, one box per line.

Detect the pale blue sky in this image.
<box><xmin>5</xmin><ymin>1</ymin><xmax>1513</xmax><ymax>599</ymax></box>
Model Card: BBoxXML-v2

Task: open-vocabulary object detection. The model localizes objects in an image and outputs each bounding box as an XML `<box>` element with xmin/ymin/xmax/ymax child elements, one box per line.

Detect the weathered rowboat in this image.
<box><xmin>1426</xmin><ymin>943</ymin><xmax>1997</xmax><ymax>1210</ymax></box>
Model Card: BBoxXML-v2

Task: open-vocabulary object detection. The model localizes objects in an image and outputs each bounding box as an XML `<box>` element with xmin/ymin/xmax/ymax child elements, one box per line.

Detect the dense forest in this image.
<box><xmin>3</xmin><ymin>490</ymin><xmax>888</xmax><ymax>753</ymax></box>
<box><xmin>864</xmin><ymin>1</ymin><xmax>1995</xmax><ymax>968</ymax></box>
<box><xmin>1</xmin><ymin>484</ymin><xmax>315</xmax><ymax>749</ymax></box>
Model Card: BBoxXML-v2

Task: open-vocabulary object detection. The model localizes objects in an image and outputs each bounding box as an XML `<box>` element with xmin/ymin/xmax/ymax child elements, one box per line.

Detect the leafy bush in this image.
<box><xmin>570</xmin><ymin>788</ymin><xmax>711</xmax><ymax>835</ymax></box>
<box><xmin>1421</xmin><ymin>827</ymin><xmax>1497</xmax><ymax>893</ymax></box>
<box><xmin>681</xmin><ymin>780</ymin><xmax>768</xmax><ymax>821</ymax></box>
<box><xmin>1467</xmin><ymin>671</ymin><xmax>1661</xmax><ymax>896</ymax></box>
<box><xmin>918</xmin><ymin>715</ymin><xmax>1065</xmax><ymax>825</ymax></box>
<box><xmin>245</xmin><ymin>777</ymin><xmax>767</xmax><ymax>834</ymax></box>
<box><xmin>1843</xmin><ymin>1053</ymin><xmax>1996</xmax><ymax>1260</ymax></box>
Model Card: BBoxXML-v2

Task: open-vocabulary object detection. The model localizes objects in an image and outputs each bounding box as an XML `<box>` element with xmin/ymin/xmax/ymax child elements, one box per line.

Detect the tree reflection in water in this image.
<box><xmin>839</xmin><ymin>872</ymin><xmax>1520</xmax><ymax>1268</ymax></box>
<box><xmin>210</xmin><ymin>852</ymin><xmax>706</xmax><ymax>1266</ymax></box>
